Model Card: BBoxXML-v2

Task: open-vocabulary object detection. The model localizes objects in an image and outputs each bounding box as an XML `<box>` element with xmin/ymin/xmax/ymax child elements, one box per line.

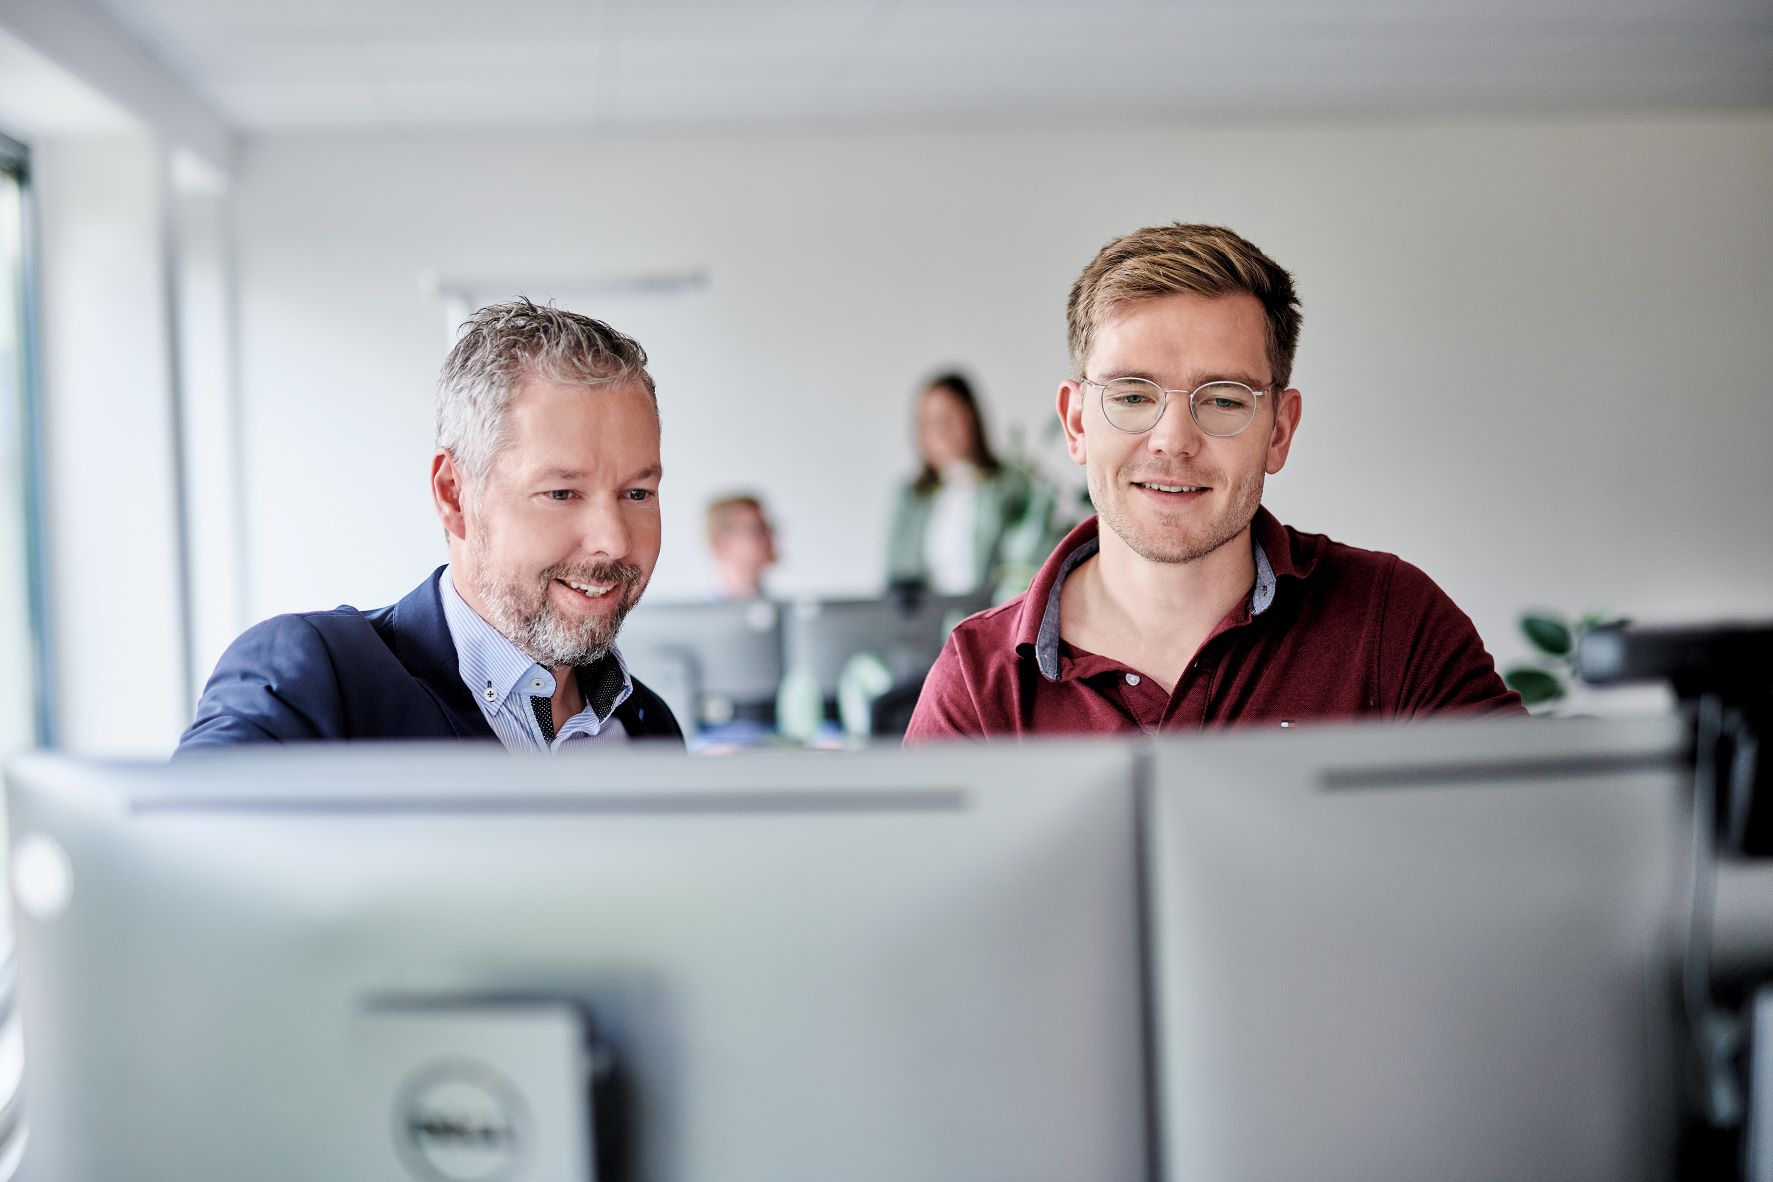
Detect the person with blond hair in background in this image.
<box><xmin>706</xmin><ymin>493</ymin><xmax>777</xmax><ymax>600</ymax></box>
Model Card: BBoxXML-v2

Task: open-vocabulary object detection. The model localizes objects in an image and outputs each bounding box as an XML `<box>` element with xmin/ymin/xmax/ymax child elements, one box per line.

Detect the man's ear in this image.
<box><xmin>431</xmin><ymin>450</ymin><xmax>470</xmax><ymax>542</ymax></box>
<box><xmin>1058</xmin><ymin>381</ymin><xmax>1089</xmax><ymax>466</ymax></box>
<box><xmin>1265</xmin><ymin>388</ymin><xmax>1303</xmax><ymax>476</ymax></box>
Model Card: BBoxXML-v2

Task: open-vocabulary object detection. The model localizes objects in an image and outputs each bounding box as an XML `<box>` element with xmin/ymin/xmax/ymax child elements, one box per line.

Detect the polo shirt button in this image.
<box><xmin>1125</xmin><ymin>673</ymin><xmax>1141</xmax><ymax>686</ymax></box>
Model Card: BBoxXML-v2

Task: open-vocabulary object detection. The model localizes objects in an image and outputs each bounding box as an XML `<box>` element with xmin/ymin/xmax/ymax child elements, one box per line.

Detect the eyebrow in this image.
<box><xmin>1092</xmin><ymin>368</ymin><xmax>1273</xmax><ymax>389</ymax></box>
<box><xmin>536</xmin><ymin>464</ymin><xmax>664</xmax><ymax>483</ymax></box>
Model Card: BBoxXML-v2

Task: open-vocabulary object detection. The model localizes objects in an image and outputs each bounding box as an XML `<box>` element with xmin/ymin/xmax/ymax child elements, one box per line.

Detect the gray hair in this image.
<box><xmin>436</xmin><ymin>297</ymin><xmax>657</xmax><ymax>488</ymax></box>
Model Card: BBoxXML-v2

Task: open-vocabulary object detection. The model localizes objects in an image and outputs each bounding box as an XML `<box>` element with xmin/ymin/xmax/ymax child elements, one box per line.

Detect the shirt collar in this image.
<box><xmin>439</xmin><ymin>567</ymin><xmax>634</xmax><ymax>729</ymax></box>
<box><xmin>1021</xmin><ymin>507</ymin><xmax>1294</xmax><ymax>684</ymax></box>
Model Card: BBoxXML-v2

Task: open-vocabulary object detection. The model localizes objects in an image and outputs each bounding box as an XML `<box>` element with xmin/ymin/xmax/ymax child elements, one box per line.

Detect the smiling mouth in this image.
<box><xmin>558</xmin><ymin>578</ymin><xmax>617</xmax><ymax>599</ymax></box>
<box><xmin>1133</xmin><ymin>481</ymin><xmax>1208</xmax><ymax>494</ymax></box>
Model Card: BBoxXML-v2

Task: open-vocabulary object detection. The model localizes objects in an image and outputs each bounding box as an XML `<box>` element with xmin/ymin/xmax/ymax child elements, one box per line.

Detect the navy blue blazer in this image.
<box><xmin>179</xmin><ymin>568</ymin><xmax>683</xmax><ymax>751</ymax></box>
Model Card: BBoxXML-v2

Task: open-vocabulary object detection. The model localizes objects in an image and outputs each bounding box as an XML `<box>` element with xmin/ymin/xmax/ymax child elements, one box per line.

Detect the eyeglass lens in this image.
<box><xmin>1098</xmin><ymin>378</ymin><xmax>1258</xmax><ymax>437</ymax></box>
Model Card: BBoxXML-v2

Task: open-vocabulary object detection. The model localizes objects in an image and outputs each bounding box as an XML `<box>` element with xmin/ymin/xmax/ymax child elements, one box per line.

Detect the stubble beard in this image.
<box><xmin>1089</xmin><ymin>463</ymin><xmax>1266</xmax><ymax>565</ymax></box>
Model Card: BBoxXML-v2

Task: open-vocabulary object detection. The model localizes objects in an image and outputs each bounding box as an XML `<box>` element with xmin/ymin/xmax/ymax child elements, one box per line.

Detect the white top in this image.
<box><xmin>923</xmin><ymin>463</ymin><xmax>980</xmax><ymax>594</ymax></box>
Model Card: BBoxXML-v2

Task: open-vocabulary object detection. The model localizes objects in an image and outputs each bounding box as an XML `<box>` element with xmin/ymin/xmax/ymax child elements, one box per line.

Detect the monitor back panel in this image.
<box><xmin>1145</xmin><ymin>715</ymin><xmax>1690</xmax><ymax>1182</ymax></box>
<box><xmin>784</xmin><ymin>592</ymin><xmax>991</xmax><ymax>698</ymax></box>
<box><xmin>615</xmin><ymin>598</ymin><xmax>784</xmax><ymax>718</ymax></box>
<box><xmin>6</xmin><ymin>741</ymin><xmax>1148</xmax><ymax>1182</ymax></box>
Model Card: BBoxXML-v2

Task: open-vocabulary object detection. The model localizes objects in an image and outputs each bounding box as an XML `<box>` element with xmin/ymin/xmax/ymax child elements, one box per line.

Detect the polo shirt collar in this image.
<box><xmin>1021</xmin><ymin>506</ymin><xmax>1299</xmax><ymax>683</ymax></box>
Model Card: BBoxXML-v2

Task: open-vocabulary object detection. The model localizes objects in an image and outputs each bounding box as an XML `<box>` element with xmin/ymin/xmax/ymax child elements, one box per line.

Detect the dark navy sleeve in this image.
<box><xmin>177</xmin><ymin>615</ymin><xmax>347</xmax><ymax>752</ymax></box>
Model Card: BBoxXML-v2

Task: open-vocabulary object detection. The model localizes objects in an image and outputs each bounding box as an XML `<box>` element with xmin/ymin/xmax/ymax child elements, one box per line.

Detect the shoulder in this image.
<box><xmin>1273</xmin><ymin>520</ymin><xmax>1521</xmax><ymax>716</ymax></box>
<box><xmin>180</xmin><ymin>609</ymin><xmax>361</xmax><ymax>749</ymax></box>
<box><xmin>1278</xmin><ymin>520</ymin><xmax>1403</xmax><ymax>585</ymax></box>
<box><xmin>1306</xmin><ymin>530</ymin><xmax>1457</xmax><ymax>613</ymax></box>
<box><xmin>946</xmin><ymin>593</ymin><xmax>1027</xmax><ymax>658</ymax></box>
<box><xmin>1276</xmin><ymin>521</ymin><xmax>1479</xmax><ymax>629</ymax></box>
<box><xmin>179</xmin><ymin>602</ymin><xmax>407</xmax><ymax>751</ymax></box>
<box><xmin>219</xmin><ymin>605</ymin><xmax>379</xmax><ymax>669</ymax></box>
<box><xmin>903</xmin><ymin>594</ymin><xmax>1027</xmax><ymax>745</ymax></box>
<box><xmin>888</xmin><ymin>479</ymin><xmax>931</xmax><ymax>527</ymax></box>
<box><xmin>982</xmin><ymin>464</ymin><xmax>1033</xmax><ymax>505</ymax></box>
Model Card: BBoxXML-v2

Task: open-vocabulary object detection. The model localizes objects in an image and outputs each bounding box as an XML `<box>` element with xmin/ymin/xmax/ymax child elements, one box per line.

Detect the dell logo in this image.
<box><xmin>394</xmin><ymin>1060</ymin><xmax>529</xmax><ymax>1182</ymax></box>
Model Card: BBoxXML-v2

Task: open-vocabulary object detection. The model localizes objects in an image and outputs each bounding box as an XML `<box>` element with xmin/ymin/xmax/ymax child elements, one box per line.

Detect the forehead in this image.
<box><xmin>1088</xmin><ymin>291</ymin><xmax>1270</xmax><ymax>381</ymax></box>
<box><xmin>920</xmin><ymin>386</ymin><xmax>966</xmax><ymax>413</ymax></box>
<box><xmin>494</xmin><ymin>376</ymin><xmax>660</xmax><ymax>476</ymax></box>
<box><xmin>717</xmin><ymin>503</ymin><xmax>765</xmax><ymax>528</ymax></box>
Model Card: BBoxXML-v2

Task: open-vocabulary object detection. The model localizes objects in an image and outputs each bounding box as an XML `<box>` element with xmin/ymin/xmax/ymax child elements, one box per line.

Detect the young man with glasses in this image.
<box><xmin>904</xmin><ymin>223</ymin><xmax>1521</xmax><ymax>741</ymax></box>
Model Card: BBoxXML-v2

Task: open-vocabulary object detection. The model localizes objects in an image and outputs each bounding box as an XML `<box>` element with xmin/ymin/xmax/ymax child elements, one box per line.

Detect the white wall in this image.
<box><xmin>32</xmin><ymin>136</ymin><xmax>189</xmax><ymax>754</ymax></box>
<box><xmin>228</xmin><ymin>112</ymin><xmax>1773</xmax><ymax>691</ymax></box>
<box><xmin>3</xmin><ymin>0</ymin><xmax>238</xmax><ymax>755</ymax></box>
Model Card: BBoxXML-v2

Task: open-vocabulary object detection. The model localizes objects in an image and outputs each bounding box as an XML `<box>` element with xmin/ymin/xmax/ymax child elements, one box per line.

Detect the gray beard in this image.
<box><xmin>475</xmin><ymin>565</ymin><xmax>638</xmax><ymax>668</ymax></box>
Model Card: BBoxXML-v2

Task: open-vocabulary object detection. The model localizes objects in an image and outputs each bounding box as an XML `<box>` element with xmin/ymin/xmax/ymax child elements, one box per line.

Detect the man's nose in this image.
<box><xmin>1145</xmin><ymin>393</ymin><xmax>1204</xmax><ymax>458</ymax></box>
<box><xmin>578</xmin><ymin>499</ymin><xmax>633</xmax><ymax>561</ymax></box>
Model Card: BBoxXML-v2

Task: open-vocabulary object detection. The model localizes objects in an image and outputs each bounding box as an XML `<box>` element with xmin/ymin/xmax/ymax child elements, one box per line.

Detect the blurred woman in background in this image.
<box><xmin>887</xmin><ymin>372</ymin><xmax>1040</xmax><ymax>598</ymax></box>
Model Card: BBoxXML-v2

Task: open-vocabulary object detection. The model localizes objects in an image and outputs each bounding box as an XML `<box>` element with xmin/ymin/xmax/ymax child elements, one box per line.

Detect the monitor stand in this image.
<box><xmin>353</xmin><ymin>997</ymin><xmax>602</xmax><ymax>1181</ymax></box>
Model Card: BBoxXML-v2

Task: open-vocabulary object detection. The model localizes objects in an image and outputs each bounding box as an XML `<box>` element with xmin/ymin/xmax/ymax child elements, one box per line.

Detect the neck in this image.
<box><xmin>715</xmin><ymin>566</ymin><xmax>761</xmax><ymax>599</ymax></box>
<box><xmin>546</xmin><ymin>662</ymin><xmax>586</xmax><ymax>733</ymax></box>
<box><xmin>1093</xmin><ymin>523</ymin><xmax>1255</xmax><ymax>625</ymax></box>
<box><xmin>1060</xmin><ymin>522</ymin><xmax>1256</xmax><ymax>693</ymax></box>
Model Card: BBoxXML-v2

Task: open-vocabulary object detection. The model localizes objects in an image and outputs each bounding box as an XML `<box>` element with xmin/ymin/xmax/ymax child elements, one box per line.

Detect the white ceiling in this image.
<box><xmin>90</xmin><ymin>0</ymin><xmax>1773</xmax><ymax>132</ymax></box>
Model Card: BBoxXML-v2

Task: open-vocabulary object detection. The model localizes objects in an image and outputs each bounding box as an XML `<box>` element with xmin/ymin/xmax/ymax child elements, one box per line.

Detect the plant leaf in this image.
<box><xmin>1520</xmin><ymin>613</ymin><xmax>1573</xmax><ymax>657</ymax></box>
<box><xmin>1504</xmin><ymin>667</ymin><xmax>1566</xmax><ymax>707</ymax></box>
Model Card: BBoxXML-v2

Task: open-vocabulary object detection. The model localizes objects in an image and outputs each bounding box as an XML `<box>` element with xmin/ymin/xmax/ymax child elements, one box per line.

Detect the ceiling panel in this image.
<box><xmin>87</xmin><ymin>0</ymin><xmax>1773</xmax><ymax>132</ymax></box>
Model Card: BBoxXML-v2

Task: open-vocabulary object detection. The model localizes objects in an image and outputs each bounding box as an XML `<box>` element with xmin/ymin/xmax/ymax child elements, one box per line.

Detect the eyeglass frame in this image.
<box><xmin>1076</xmin><ymin>376</ymin><xmax>1274</xmax><ymax>438</ymax></box>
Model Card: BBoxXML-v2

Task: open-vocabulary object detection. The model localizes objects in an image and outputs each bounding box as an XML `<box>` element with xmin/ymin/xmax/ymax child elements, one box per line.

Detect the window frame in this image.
<box><xmin>1</xmin><ymin>130</ymin><xmax>56</xmax><ymax>748</ymax></box>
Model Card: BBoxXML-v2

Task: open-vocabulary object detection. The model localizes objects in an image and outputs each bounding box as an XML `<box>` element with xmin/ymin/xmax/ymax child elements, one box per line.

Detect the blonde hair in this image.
<box><xmin>705</xmin><ymin>494</ymin><xmax>767</xmax><ymax>543</ymax></box>
<box><xmin>1066</xmin><ymin>223</ymin><xmax>1302</xmax><ymax>388</ymax></box>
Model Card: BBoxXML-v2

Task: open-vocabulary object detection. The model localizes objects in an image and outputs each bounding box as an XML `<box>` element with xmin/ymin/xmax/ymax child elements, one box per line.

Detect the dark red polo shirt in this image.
<box><xmin>904</xmin><ymin>508</ymin><xmax>1523</xmax><ymax>743</ymax></box>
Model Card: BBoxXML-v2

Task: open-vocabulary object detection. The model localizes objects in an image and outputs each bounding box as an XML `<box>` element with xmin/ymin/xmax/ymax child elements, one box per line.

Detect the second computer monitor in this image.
<box><xmin>785</xmin><ymin>590</ymin><xmax>991</xmax><ymax>701</ymax></box>
<box><xmin>1144</xmin><ymin>715</ymin><xmax>1691</xmax><ymax>1182</ymax></box>
<box><xmin>615</xmin><ymin>598</ymin><xmax>784</xmax><ymax>727</ymax></box>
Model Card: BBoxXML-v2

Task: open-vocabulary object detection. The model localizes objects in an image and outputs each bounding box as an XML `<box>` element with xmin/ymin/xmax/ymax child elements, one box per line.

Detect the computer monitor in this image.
<box><xmin>4</xmin><ymin>741</ymin><xmax>1148</xmax><ymax>1182</ymax></box>
<box><xmin>784</xmin><ymin>591</ymin><xmax>991</xmax><ymax>702</ymax></box>
<box><xmin>615</xmin><ymin>598</ymin><xmax>784</xmax><ymax>727</ymax></box>
<box><xmin>1143</xmin><ymin>714</ymin><xmax>1691</xmax><ymax>1182</ymax></box>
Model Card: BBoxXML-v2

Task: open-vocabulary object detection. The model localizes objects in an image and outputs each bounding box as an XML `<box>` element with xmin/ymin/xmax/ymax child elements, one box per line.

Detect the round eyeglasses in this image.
<box><xmin>1081</xmin><ymin>377</ymin><xmax>1269</xmax><ymax>438</ymax></box>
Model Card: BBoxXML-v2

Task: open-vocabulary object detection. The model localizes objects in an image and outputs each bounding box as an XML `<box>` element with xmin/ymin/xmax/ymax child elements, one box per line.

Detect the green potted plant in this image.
<box><xmin>1503</xmin><ymin>609</ymin><xmax>1623</xmax><ymax>712</ymax></box>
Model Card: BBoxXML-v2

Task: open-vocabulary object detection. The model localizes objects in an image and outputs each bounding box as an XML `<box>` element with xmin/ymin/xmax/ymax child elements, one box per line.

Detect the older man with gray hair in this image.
<box><xmin>180</xmin><ymin>299</ymin><xmax>683</xmax><ymax>750</ymax></box>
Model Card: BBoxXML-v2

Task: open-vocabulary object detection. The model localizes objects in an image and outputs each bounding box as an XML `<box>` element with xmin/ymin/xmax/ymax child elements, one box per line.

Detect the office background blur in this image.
<box><xmin>0</xmin><ymin>0</ymin><xmax>1770</xmax><ymax>757</ymax></box>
